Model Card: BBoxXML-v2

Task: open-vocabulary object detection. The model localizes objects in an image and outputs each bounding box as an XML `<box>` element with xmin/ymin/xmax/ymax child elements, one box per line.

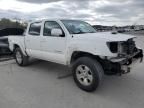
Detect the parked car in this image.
<box><xmin>8</xmin><ymin>19</ymin><xmax>143</xmax><ymax>92</ymax></box>
<box><xmin>0</xmin><ymin>28</ymin><xmax>24</xmax><ymax>55</ymax></box>
<box><xmin>117</xmin><ymin>29</ymin><xmax>126</xmax><ymax>33</ymax></box>
<box><xmin>0</xmin><ymin>28</ymin><xmax>24</xmax><ymax>37</ymax></box>
<box><xmin>0</xmin><ymin>36</ymin><xmax>11</xmax><ymax>55</ymax></box>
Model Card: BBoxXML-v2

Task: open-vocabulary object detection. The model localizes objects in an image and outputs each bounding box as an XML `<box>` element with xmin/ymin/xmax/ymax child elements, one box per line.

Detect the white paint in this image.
<box><xmin>8</xmin><ymin>19</ymin><xmax>137</xmax><ymax>65</ymax></box>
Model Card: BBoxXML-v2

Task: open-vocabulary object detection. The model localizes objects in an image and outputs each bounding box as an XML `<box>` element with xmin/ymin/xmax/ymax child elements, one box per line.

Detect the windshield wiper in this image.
<box><xmin>73</xmin><ymin>31</ymin><xmax>87</xmax><ymax>34</ymax></box>
<box><xmin>88</xmin><ymin>31</ymin><xmax>96</xmax><ymax>33</ymax></box>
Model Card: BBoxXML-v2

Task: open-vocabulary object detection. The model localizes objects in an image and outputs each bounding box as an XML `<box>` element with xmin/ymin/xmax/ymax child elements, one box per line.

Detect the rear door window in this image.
<box><xmin>29</xmin><ymin>22</ymin><xmax>41</xmax><ymax>36</ymax></box>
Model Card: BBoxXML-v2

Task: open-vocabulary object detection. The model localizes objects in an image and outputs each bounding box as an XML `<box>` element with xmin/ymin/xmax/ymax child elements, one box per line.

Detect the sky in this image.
<box><xmin>0</xmin><ymin>0</ymin><xmax>144</xmax><ymax>26</ymax></box>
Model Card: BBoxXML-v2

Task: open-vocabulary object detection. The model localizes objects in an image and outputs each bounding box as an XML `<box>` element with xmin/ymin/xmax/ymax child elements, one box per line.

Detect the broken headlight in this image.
<box><xmin>107</xmin><ymin>39</ymin><xmax>137</xmax><ymax>56</ymax></box>
<box><xmin>107</xmin><ymin>42</ymin><xmax>118</xmax><ymax>53</ymax></box>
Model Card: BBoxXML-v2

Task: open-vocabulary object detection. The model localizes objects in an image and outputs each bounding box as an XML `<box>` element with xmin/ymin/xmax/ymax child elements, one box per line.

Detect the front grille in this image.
<box><xmin>122</xmin><ymin>39</ymin><xmax>137</xmax><ymax>55</ymax></box>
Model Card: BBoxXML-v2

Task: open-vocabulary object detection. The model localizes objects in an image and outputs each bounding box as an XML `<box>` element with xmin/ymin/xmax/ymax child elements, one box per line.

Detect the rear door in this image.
<box><xmin>25</xmin><ymin>22</ymin><xmax>43</xmax><ymax>58</ymax></box>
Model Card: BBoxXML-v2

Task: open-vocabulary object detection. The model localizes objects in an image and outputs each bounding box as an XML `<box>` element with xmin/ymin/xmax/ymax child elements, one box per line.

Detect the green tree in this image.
<box><xmin>0</xmin><ymin>18</ymin><xmax>26</xmax><ymax>29</ymax></box>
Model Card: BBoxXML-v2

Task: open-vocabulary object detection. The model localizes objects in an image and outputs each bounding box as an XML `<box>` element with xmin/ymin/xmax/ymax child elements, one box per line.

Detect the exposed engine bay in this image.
<box><xmin>103</xmin><ymin>39</ymin><xmax>143</xmax><ymax>75</ymax></box>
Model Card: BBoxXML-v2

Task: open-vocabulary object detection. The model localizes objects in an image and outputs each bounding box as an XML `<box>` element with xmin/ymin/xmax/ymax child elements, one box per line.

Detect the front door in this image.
<box><xmin>40</xmin><ymin>21</ymin><xmax>66</xmax><ymax>64</ymax></box>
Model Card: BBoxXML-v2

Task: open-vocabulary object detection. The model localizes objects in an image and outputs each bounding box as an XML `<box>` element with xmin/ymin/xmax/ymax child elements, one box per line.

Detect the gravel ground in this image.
<box><xmin>0</xmin><ymin>35</ymin><xmax>144</xmax><ymax>108</ymax></box>
<box><xmin>124</xmin><ymin>30</ymin><xmax>144</xmax><ymax>36</ymax></box>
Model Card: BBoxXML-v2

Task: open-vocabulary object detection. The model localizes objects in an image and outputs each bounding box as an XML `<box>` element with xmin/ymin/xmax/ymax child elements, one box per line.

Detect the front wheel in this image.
<box><xmin>72</xmin><ymin>57</ymin><xmax>104</xmax><ymax>92</ymax></box>
<box><xmin>14</xmin><ymin>47</ymin><xmax>29</xmax><ymax>66</ymax></box>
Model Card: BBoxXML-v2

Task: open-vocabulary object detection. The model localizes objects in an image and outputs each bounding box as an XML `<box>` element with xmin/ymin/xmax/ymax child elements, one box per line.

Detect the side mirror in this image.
<box><xmin>51</xmin><ymin>28</ymin><xmax>63</xmax><ymax>36</ymax></box>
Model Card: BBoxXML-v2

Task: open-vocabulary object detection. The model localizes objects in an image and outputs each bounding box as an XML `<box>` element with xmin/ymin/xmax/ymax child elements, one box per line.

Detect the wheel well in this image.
<box><xmin>70</xmin><ymin>51</ymin><xmax>101</xmax><ymax>64</ymax></box>
<box><xmin>13</xmin><ymin>44</ymin><xmax>19</xmax><ymax>51</ymax></box>
<box><xmin>70</xmin><ymin>51</ymin><xmax>123</xmax><ymax>75</ymax></box>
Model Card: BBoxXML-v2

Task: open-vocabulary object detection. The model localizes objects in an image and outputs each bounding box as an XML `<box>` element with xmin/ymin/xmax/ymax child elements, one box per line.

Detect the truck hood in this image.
<box><xmin>73</xmin><ymin>32</ymin><xmax>136</xmax><ymax>42</ymax></box>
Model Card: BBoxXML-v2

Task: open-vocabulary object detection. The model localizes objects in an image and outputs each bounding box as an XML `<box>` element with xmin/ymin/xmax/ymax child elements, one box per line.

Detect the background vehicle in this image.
<box><xmin>8</xmin><ymin>19</ymin><xmax>143</xmax><ymax>92</ymax></box>
<box><xmin>0</xmin><ymin>28</ymin><xmax>24</xmax><ymax>55</ymax></box>
<box><xmin>0</xmin><ymin>36</ymin><xmax>11</xmax><ymax>55</ymax></box>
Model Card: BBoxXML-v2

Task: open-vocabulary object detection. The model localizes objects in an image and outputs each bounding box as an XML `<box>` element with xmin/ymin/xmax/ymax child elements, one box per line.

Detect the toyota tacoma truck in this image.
<box><xmin>8</xmin><ymin>19</ymin><xmax>143</xmax><ymax>92</ymax></box>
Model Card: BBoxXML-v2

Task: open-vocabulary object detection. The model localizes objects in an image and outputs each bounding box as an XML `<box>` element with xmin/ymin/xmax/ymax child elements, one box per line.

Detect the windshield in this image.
<box><xmin>61</xmin><ymin>20</ymin><xmax>96</xmax><ymax>34</ymax></box>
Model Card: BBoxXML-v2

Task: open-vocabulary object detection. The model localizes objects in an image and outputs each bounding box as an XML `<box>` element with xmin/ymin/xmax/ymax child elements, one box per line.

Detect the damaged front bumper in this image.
<box><xmin>105</xmin><ymin>49</ymin><xmax>143</xmax><ymax>75</ymax></box>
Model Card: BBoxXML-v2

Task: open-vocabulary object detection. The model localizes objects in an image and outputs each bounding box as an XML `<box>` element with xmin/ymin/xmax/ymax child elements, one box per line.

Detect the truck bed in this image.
<box><xmin>8</xmin><ymin>36</ymin><xmax>25</xmax><ymax>52</ymax></box>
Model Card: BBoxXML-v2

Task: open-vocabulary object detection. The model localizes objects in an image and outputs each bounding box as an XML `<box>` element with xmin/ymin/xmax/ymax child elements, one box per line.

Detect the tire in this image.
<box><xmin>72</xmin><ymin>57</ymin><xmax>104</xmax><ymax>92</ymax></box>
<box><xmin>14</xmin><ymin>47</ymin><xmax>29</xmax><ymax>66</ymax></box>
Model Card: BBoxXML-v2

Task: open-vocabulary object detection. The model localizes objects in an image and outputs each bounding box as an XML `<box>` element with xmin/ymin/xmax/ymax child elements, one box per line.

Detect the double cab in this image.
<box><xmin>8</xmin><ymin>19</ymin><xmax>143</xmax><ymax>92</ymax></box>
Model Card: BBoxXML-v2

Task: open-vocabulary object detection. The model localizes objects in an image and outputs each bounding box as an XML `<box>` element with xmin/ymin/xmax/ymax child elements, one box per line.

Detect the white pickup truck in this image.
<box><xmin>8</xmin><ymin>19</ymin><xmax>143</xmax><ymax>92</ymax></box>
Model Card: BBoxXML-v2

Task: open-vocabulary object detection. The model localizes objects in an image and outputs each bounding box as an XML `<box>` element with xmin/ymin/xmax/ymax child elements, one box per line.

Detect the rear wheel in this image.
<box><xmin>14</xmin><ymin>47</ymin><xmax>29</xmax><ymax>66</ymax></box>
<box><xmin>72</xmin><ymin>57</ymin><xmax>104</xmax><ymax>92</ymax></box>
